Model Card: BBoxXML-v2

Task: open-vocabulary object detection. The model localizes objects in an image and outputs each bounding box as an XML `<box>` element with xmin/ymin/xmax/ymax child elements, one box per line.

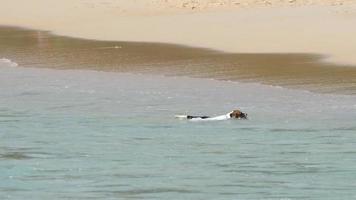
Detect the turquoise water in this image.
<box><xmin>1</xmin><ymin>60</ymin><xmax>356</xmax><ymax>199</ymax></box>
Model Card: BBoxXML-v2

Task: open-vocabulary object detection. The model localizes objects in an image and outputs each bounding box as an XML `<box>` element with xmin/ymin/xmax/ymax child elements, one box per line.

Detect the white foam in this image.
<box><xmin>0</xmin><ymin>58</ymin><xmax>18</xmax><ymax>67</ymax></box>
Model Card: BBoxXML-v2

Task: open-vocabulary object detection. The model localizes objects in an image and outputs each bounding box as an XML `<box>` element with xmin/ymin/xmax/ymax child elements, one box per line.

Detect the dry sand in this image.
<box><xmin>1</xmin><ymin>0</ymin><xmax>356</xmax><ymax>64</ymax></box>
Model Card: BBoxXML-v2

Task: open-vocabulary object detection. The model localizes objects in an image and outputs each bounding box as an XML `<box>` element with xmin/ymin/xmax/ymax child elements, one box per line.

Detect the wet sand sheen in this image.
<box><xmin>1</xmin><ymin>26</ymin><xmax>356</xmax><ymax>95</ymax></box>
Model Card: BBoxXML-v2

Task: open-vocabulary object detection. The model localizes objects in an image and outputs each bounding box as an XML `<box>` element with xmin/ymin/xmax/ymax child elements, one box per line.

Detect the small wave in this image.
<box><xmin>0</xmin><ymin>58</ymin><xmax>18</xmax><ymax>67</ymax></box>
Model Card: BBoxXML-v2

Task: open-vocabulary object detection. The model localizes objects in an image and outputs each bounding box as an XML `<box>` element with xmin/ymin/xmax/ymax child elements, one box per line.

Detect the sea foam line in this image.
<box><xmin>0</xmin><ymin>58</ymin><xmax>18</xmax><ymax>67</ymax></box>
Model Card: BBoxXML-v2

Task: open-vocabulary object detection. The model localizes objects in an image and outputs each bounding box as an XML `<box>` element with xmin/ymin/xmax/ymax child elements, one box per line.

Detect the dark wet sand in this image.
<box><xmin>1</xmin><ymin>26</ymin><xmax>356</xmax><ymax>94</ymax></box>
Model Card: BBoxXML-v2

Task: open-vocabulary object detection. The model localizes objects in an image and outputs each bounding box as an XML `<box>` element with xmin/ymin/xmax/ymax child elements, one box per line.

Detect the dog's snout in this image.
<box><xmin>241</xmin><ymin>112</ymin><xmax>248</xmax><ymax>119</ymax></box>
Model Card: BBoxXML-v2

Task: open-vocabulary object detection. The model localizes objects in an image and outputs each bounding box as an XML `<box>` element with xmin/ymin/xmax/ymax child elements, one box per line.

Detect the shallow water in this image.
<box><xmin>1</xmin><ymin>26</ymin><xmax>356</xmax><ymax>95</ymax></box>
<box><xmin>1</xmin><ymin>59</ymin><xmax>356</xmax><ymax>199</ymax></box>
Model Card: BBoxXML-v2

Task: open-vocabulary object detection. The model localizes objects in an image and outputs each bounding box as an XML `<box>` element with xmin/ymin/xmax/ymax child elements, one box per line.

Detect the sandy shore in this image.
<box><xmin>1</xmin><ymin>0</ymin><xmax>356</xmax><ymax>65</ymax></box>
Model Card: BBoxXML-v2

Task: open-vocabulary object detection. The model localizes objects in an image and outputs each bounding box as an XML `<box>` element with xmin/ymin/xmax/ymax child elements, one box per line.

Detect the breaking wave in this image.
<box><xmin>0</xmin><ymin>58</ymin><xmax>18</xmax><ymax>67</ymax></box>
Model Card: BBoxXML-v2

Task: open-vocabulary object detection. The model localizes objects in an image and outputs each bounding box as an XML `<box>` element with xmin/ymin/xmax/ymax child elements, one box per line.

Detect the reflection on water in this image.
<box><xmin>1</xmin><ymin>26</ymin><xmax>356</xmax><ymax>94</ymax></box>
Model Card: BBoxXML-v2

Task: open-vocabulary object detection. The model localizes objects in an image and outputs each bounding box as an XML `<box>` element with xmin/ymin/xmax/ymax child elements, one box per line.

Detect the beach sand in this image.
<box><xmin>1</xmin><ymin>27</ymin><xmax>355</xmax><ymax>94</ymax></box>
<box><xmin>1</xmin><ymin>0</ymin><xmax>356</xmax><ymax>65</ymax></box>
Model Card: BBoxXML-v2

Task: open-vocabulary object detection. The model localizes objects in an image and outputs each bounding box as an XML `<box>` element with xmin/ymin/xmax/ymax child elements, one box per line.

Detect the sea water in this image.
<box><xmin>1</xmin><ymin>59</ymin><xmax>356</xmax><ymax>200</ymax></box>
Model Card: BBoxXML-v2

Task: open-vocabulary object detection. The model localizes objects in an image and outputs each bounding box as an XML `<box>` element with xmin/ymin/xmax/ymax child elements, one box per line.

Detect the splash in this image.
<box><xmin>0</xmin><ymin>58</ymin><xmax>18</xmax><ymax>67</ymax></box>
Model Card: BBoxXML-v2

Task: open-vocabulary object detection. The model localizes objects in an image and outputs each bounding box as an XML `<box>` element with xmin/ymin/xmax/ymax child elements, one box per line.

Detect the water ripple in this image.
<box><xmin>91</xmin><ymin>188</ymin><xmax>199</xmax><ymax>195</ymax></box>
<box><xmin>0</xmin><ymin>152</ymin><xmax>33</xmax><ymax>160</ymax></box>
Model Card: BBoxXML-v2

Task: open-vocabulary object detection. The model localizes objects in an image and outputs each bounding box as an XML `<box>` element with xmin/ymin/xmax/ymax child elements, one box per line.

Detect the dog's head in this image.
<box><xmin>230</xmin><ymin>110</ymin><xmax>248</xmax><ymax>119</ymax></box>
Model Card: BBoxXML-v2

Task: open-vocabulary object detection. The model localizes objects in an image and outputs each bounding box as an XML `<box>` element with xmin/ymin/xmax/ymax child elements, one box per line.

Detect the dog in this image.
<box><xmin>175</xmin><ymin>109</ymin><xmax>248</xmax><ymax>121</ymax></box>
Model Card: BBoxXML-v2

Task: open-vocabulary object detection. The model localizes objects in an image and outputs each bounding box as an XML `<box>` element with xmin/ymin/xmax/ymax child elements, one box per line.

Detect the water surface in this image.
<box><xmin>1</xmin><ymin>60</ymin><xmax>356</xmax><ymax>199</ymax></box>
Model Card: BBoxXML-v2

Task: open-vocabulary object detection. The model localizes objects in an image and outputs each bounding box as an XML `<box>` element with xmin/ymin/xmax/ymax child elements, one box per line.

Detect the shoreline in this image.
<box><xmin>1</xmin><ymin>26</ymin><xmax>356</xmax><ymax>95</ymax></box>
<box><xmin>1</xmin><ymin>1</ymin><xmax>356</xmax><ymax>65</ymax></box>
